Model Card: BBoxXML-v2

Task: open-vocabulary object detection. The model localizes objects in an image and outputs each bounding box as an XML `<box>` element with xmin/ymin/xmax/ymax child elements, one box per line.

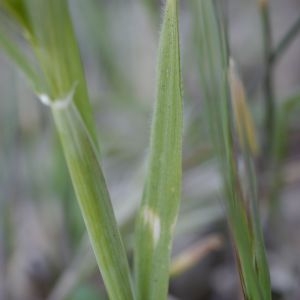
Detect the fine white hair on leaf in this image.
<box><xmin>143</xmin><ymin>207</ymin><xmax>161</xmax><ymax>248</ymax></box>
<box><xmin>37</xmin><ymin>82</ymin><xmax>78</xmax><ymax>110</ymax></box>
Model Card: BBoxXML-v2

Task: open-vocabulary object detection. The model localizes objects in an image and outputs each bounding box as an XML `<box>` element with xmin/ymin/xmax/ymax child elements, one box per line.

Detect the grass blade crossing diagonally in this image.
<box><xmin>0</xmin><ymin>1</ymin><xmax>135</xmax><ymax>299</ymax></box>
<box><xmin>134</xmin><ymin>0</ymin><xmax>183</xmax><ymax>299</ymax></box>
<box><xmin>192</xmin><ymin>1</ymin><xmax>271</xmax><ymax>299</ymax></box>
<box><xmin>52</xmin><ymin>100</ymin><xmax>135</xmax><ymax>300</ymax></box>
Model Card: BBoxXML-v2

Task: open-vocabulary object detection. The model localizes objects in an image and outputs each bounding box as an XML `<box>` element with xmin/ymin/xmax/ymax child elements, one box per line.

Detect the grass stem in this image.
<box><xmin>259</xmin><ymin>0</ymin><xmax>275</xmax><ymax>163</ymax></box>
<box><xmin>270</xmin><ymin>15</ymin><xmax>300</xmax><ymax>64</ymax></box>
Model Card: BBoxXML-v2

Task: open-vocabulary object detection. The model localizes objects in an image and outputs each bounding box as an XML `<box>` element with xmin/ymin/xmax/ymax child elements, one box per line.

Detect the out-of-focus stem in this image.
<box><xmin>260</xmin><ymin>4</ymin><xmax>300</xmax><ymax>167</ymax></box>
<box><xmin>260</xmin><ymin>2</ymin><xmax>300</xmax><ymax>213</ymax></box>
<box><xmin>260</xmin><ymin>0</ymin><xmax>275</xmax><ymax>163</ymax></box>
<box><xmin>270</xmin><ymin>15</ymin><xmax>300</xmax><ymax>64</ymax></box>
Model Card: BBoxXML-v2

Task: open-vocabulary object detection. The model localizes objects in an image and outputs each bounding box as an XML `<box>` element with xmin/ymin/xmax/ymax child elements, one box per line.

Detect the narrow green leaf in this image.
<box><xmin>192</xmin><ymin>1</ymin><xmax>271</xmax><ymax>299</ymax></box>
<box><xmin>0</xmin><ymin>0</ymin><xmax>32</xmax><ymax>33</ymax></box>
<box><xmin>229</xmin><ymin>62</ymin><xmax>271</xmax><ymax>300</ymax></box>
<box><xmin>0</xmin><ymin>28</ymin><xmax>40</xmax><ymax>90</ymax></box>
<box><xmin>134</xmin><ymin>0</ymin><xmax>183</xmax><ymax>299</ymax></box>
<box><xmin>52</xmin><ymin>101</ymin><xmax>135</xmax><ymax>300</ymax></box>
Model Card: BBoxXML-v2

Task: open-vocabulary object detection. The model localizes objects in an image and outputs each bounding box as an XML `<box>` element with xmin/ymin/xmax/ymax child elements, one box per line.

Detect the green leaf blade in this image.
<box><xmin>134</xmin><ymin>1</ymin><xmax>183</xmax><ymax>299</ymax></box>
<box><xmin>53</xmin><ymin>102</ymin><xmax>135</xmax><ymax>300</ymax></box>
<box><xmin>192</xmin><ymin>1</ymin><xmax>271</xmax><ymax>299</ymax></box>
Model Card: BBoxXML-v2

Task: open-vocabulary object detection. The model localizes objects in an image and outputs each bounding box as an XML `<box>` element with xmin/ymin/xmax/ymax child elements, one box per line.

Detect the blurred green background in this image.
<box><xmin>1</xmin><ymin>0</ymin><xmax>300</xmax><ymax>299</ymax></box>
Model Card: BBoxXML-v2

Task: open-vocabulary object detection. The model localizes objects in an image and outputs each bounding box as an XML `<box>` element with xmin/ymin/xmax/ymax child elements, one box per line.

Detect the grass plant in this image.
<box><xmin>192</xmin><ymin>1</ymin><xmax>271</xmax><ymax>299</ymax></box>
<box><xmin>0</xmin><ymin>0</ymin><xmax>182</xmax><ymax>299</ymax></box>
<box><xmin>134</xmin><ymin>0</ymin><xmax>182</xmax><ymax>299</ymax></box>
<box><xmin>1</xmin><ymin>0</ymin><xmax>300</xmax><ymax>299</ymax></box>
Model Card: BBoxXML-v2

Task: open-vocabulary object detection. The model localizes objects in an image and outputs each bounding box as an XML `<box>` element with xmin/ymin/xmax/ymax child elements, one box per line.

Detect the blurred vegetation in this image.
<box><xmin>1</xmin><ymin>0</ymin><xmax>300</xmax><ymax>299</ymax></box>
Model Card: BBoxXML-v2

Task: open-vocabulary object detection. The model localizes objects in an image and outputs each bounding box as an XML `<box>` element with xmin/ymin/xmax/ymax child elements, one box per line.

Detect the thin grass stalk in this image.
<box><xmin>230</xmin><ymin>63</ymin><xmax>270</xmax><ymax>297</ymax></box>
<box><xmin>134</xmin><ymin>0</ymin><xmax>183</xmax><ymax>299</ymax></box>
<box><xmin>259</xmin><ymin>0</ymin><xmax>275</xmax><ymax>165</ymax></box>
<box><xmin>268</xmin><ymin>95</ymin><xmax>300</xmax><ymax>219</ymax></box>
<box><xmin>192</xmin><ymin>1</ymin><xmax>271</xmax><ymax>299</ymax></box>
<box><xmin>270</xmin><ymin>15</ymin><xmax>300</xmax><ymax>63</ymax></box>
